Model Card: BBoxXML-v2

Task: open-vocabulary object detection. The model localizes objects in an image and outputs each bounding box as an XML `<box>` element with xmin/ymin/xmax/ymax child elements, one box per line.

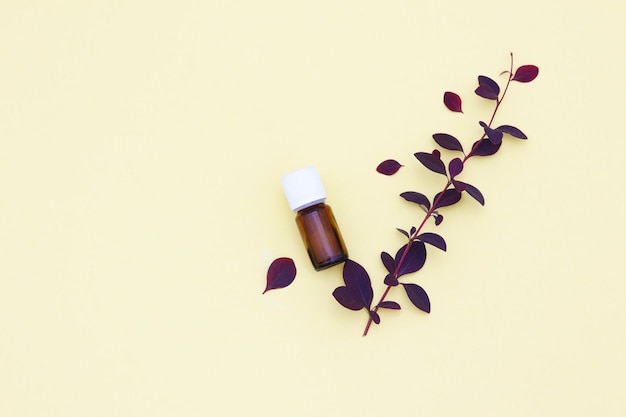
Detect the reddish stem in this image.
<box><xmin>362</xmin><ymin>55</ymin><xmax>516</xmax><ymax>336</ymax></box>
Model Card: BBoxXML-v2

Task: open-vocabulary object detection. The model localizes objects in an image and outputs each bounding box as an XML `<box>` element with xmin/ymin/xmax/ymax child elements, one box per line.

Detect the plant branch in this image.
<box><xmin>362</xmin><ymin>55</ymin><xmax>517</xmax><ymax>336</ymax></box>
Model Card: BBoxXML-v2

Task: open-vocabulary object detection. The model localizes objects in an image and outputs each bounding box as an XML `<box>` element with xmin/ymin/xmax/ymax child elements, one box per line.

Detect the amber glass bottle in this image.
<box><xmin>282</xmin><ymin>167</ymin><xmax>348</xmax><ymax>271</ymax></box>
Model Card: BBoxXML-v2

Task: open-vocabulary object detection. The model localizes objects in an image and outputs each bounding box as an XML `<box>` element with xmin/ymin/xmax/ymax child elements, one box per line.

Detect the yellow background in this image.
<box><xmin>1</xmin><ymin>1</ymin><xmax>625</xmax><ymax>416</ymax></box>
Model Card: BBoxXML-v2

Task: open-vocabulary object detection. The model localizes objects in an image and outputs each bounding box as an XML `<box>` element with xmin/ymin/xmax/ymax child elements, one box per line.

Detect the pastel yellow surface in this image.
<box><xmin>1</xmin><ymin>1</ymin><xmax>625</xmax><ymax>416</ymax></box>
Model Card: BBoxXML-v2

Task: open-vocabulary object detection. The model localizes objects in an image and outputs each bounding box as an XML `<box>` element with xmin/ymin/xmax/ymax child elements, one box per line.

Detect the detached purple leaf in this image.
<box><xmin>400</xmin><ymin>191</ymin><xmax>431</xmax><ymax>210</ymax></box>
<box><xmin>381</xmin><ymin>251</ymin><xmax>395</xmax><ymax>274</ymax></box>
<box><xmin>433</xmin><ymin>133</ymin><xmax>464</xmax><ymax>153</ymax></box>
<box><xmin>443</xmin><ymin>91</ymin><xmax>463</xmax><ymax>113</ymax></box>
<box><xmin>448</xmin><ymin>158</ymin><xmax>463</xmax><ymax>178</ymax></box>
<box><xmin>512</xmin><ymin>65</ymin><xmax>539</xmax><ymax>83</ymax></box>
<box><xmin>395</xmin><ymin>241</ymin><xmax>427</xmax><ymax>277</ymax></box>
<box><xmin>474</xmin><ymin>75</ymin><xmax>500</xmax><ymax>100</ymax></box>
<box><xmin>496</xmin><ymin>125</ymin><xmax>528</xmax><ymax>139</ymax></box>
<box><xmin>480</xmin><ymin>121</ymin><xmax>503</xmax><ymax>145</ymax></box>
<box><xmin>342</xmin><ymin>260</ymin><xmax>374</xmax><ymax>309</ymax></box>
<box><xmin>332</xmin><ymin>286</ymin><xmax>364</xmax><ymax>311</ymax></box>
<box><xmin>417</xmin><ymin>232</ymin><xmax>447</xmax><ymax>251</ymax></box>
<box><xmin>402</xmin><ymin>283</ymin><xmax>431</xmax><ymax>313</ymax></box>
<box><xmin>414</xmin><ymin>151</ymin><xmax>447</xmax><ymax>176</ymax></box>
<box><xmin>433</xmin><ymin>189</ymin><xmax>462</xmax><ymax>209</ymax></box>
<box><xmin>472</xmin><ymin>139</ymin><xmax>502</xmax><ymax>156</ymax></box>
<box><xmin>263</xmin><ymin>257</ymin><xmax>297</xmax><ymax>293</ymax></box>
<box><xmin>378</xmin><ymin>301</ymin><xmax>401</xmax><ymax>310</ymax></box>
<box><xmin>376</xmin><ymin>159</ymin><xmax>403</xmax><ymax>175</ymax></box>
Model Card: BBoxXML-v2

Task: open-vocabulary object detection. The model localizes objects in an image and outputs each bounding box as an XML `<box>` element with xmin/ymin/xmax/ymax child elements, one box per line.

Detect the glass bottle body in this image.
<box><xmin>295</xmin><ymin>203</ymin><xmax>348</xmax><ymax>271</ymax></box>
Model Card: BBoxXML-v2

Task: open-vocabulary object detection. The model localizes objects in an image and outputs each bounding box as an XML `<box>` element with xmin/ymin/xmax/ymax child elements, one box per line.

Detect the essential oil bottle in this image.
<box><xmin>281</xmin><ymin>166</ymin><xmax>349</xmax><ymax>271</ymax></box>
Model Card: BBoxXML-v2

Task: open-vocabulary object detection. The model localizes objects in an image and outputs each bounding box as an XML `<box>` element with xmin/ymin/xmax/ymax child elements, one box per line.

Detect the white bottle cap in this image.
<box><xmin>281</xmin><ymin>166</ymin><xmax>327</xmax><ymax>212</ymax></box>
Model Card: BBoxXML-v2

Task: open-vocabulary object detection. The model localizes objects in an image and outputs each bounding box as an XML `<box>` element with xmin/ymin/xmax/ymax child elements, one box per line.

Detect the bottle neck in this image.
<box><xmin>295</xmin><ymin>200</ymin><xmax>326</xmax><ymax>213</ymax></box>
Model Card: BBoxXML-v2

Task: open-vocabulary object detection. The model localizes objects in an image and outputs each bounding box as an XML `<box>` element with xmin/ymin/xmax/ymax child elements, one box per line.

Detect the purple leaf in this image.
<box><xmin>448</xmin><ymin>158</ymin><xmax>463</xmax><ymax>178</ymax></box>
<box><xmin>479</xmin><ymin>121</ymin><xmax>503</xmax><ymax>145</ymax></box>
<box><xmin>443</xmin><ymin>91</ymin><xmax>463</xmax><ymax>113</ymax></box>
<box><xmin>342</xmin><ymin>259</ymin><xmax>373</xmax><ymax>309</ymax></box>
<box><xmin>369</xmin><ymin>310</ymin><xmax>381</xmax><ymax>324</ymax></box>
<box><xmin>263</xmin><ymin>257</ymin><xmax>297</xmax><ymax>293</ymax></box>
<box><xmin>452</xmin><ymin>179</ymin><xmax>466</xmax><ymax>192</ymax></box>
<box><xmin>400</xmin><ymin>191</ymin><xmax>431</xmax><ymax>210</ymax></box>
<box><xmin>414</xmin><ymin>151</ymin><xmax>446</xmax><ymax>176</ymax></box>
<box><xmin>434</xmin><ymin>213</ymin><xmax>444</xmax><ymax>226</ymax></box>
<box><xmin>332</xmin><ymin>286</ymin><xmax>364</xmax><ymax>311</ymax></box>
<box><xmin>396</xmin><ymin>228</ymin><xmax>410</xmax><ymax>239</ymax></box>
<box><xmin>384</xmin><ymin>274</ymin><xmax>399</xmax><ymax>286</ymax></box>
<box><xmin>474</xmin><ymin>75</ymin><xmax>500</xmax><ymax>100</ymax></box>
<box><xmin>475</xmin><ymin>86</ymin><xmax>497</xmax><ymax>100</ymax></box>
<box><xmin>410</xmin><ymin>226</ymin><xmax>417</xmax><ymax>235</ymax></box>
<box><xmin>395</xmin><ymin>241</ymin><xmax>427</xmax><ymax>278</ymax></box>
<box><xmin>496</xmin><ymin>124</ymin><xmax>528</xmax><ymax>139</ymax></box>
<box><xmin>417</xmin><ymin>232</ymin><xmax>447</xmax><ymax>251</ymax></box>
<box><xmin>378</xmin><ymin>301</ymin><xmax>401</xmax><ymax>310</ymax></box>
<box><xmin>432</xmin><ymin>133</ymin><xmax>464</xmax><ymax>153</ymax></box>
<box><xmin>396</xmin><ymin>227</ymin><xmax>411</xmax><ymax>239</ymax></box>
<box><xmin>433</xmin><ymin>189</ymin><xmax>462</xmax><ymax>209</ymax></box>
<box><xmin>376</xmin><ymin>159</ymin><xmax>403</xmax><ymax>175</ymax></box>
<box><xmin>402</xmin><ymin>283</ymin><xmax>431</xmax><ymax>313</ymax></box>
<box><xmin>455</xmin><ymin>181</ymin><xmax>485</xmax><ymax>205</ymax></box>
<box><xmin>471</xmin><ymin>139</ymin><xmax>501</xmax><ymax>156</ymax></box>
<box><xmin>381</xmin><ymin>251</ymin><xmax>395</xmax><ymax>274</ymax></box>
<box><xmin>512</xmin><ymin>65</ymin><xmax>539</xmax><ymax>83</ymax></box>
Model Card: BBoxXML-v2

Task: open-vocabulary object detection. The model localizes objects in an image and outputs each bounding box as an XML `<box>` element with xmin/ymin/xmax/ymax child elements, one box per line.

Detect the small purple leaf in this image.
<box><xmin>402</xmin><ymin>283</ymin><xmax>431</xmax><ymax>313</ymax></box>
<box><xmin>433</xmin><ymin>189</ymin><xmax>462</xmax><ymax>209</ymax></box>
<box><xmin>448</xmin><ymin>158</ymin><xmax>463</xmax><ymax>178</ymax></box>
<box><xmin>417</xmin><ymin>232</ymin><xmax>447</xmax><ymax>251</ymax></box>
<box><xmin>455</xmin><ymin>181</ymin><xmax>485</xmax><ymax>205</ymax></box>
<box><xmin>384</xmin><ymin>274</ymin><xmax>399</xmax><ymax>286</ymax></box>
<box><xmin>474</xmin><ymin>75</ymin><xmax>500</xmax><ymax>100</ymax></box>
<box><xmin>381</xmin><ymin>251</ymin><xmax>395</xmax><ymax>274</ymax></box>
<box><xmin>496</xmin><ymin>125</ymin><xmax>528</xmax><ymax>139</ymax></box>
<box><xmin>512</xmin><ymin>65</ymin><xmax>539</xmax><ymax>83</ymax></box>
<box><xmin>369</xmin><ymin>310</ymin><xmax>381</xmax><ymax>324</ymax></box>
<box><xmin>376</xmin><ymin>159</ymin><xmax>403</xmax><ymax>175</ymax></box>
<box><xmin>443</xmin><ymin>91</ymin><xmax>463</xmax><ymax>113</ymax></box>
<box><xmin>343</xmin><ymin>259</ymin><xmax>373</xmax><ymax>308</ymax></box>
<box><xmin>395</xmin><ymin>241</ymin><xmax>427</xmax><ymax>278</ymax></box>
<box><xmin>410</xmin><ymin>226</ymin><xmax>417</xmax><ymax>235</ymax></box>
<box><xmin>414</xmin><ymin>151</ymin><xmax>446</xmax><ymax>176</ymax></box>
<box><xmin>475</xmin><ymin>86</ymin><xmax>497</xmax><ymax>100</ymax></box>
<box><xmin>332</xmin><ymin>286</ymin><xmax>364</xmax><ymax>311</ymax></box>
<box><xmin>471</xmin><ymin>139</ymin><xmax>502</xmax><ymax>156</ymax></box>
<box><xmin>452</xmin><ymin>179</ymin><xmax>466</xmax><ymax>192</ymax></box>
<box><xmin>263</xmin><ymin>257</ymin><xmax>297</xmax><ymax>293</ymax></box>
<box><xmin>400</xmin><ymin>191</ymin><xmax>431</xmax><ymax>210</ymax></box>
<box><xmin>396</xmin><ymin>228</ymin><xmax>410</xmax><ymax>239</ymax></box>
<box><xmin>480</xmin><ymin>121</ymin><xmax>503</xmax><ymax>145</ymax></box>
<box><xmin>378</xmin><ymin>301</ymin><xmax>401</xmax><ymax>310</ymax></box>
<box><xmin>432</xmin><ymin>133</ymin><xmax>464</xmax><ymax>153</ymax></box>
<box><xmin>434</xmin><ymin>213</ymin><xmax>444</xmax><ymax>226</ymax></box>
